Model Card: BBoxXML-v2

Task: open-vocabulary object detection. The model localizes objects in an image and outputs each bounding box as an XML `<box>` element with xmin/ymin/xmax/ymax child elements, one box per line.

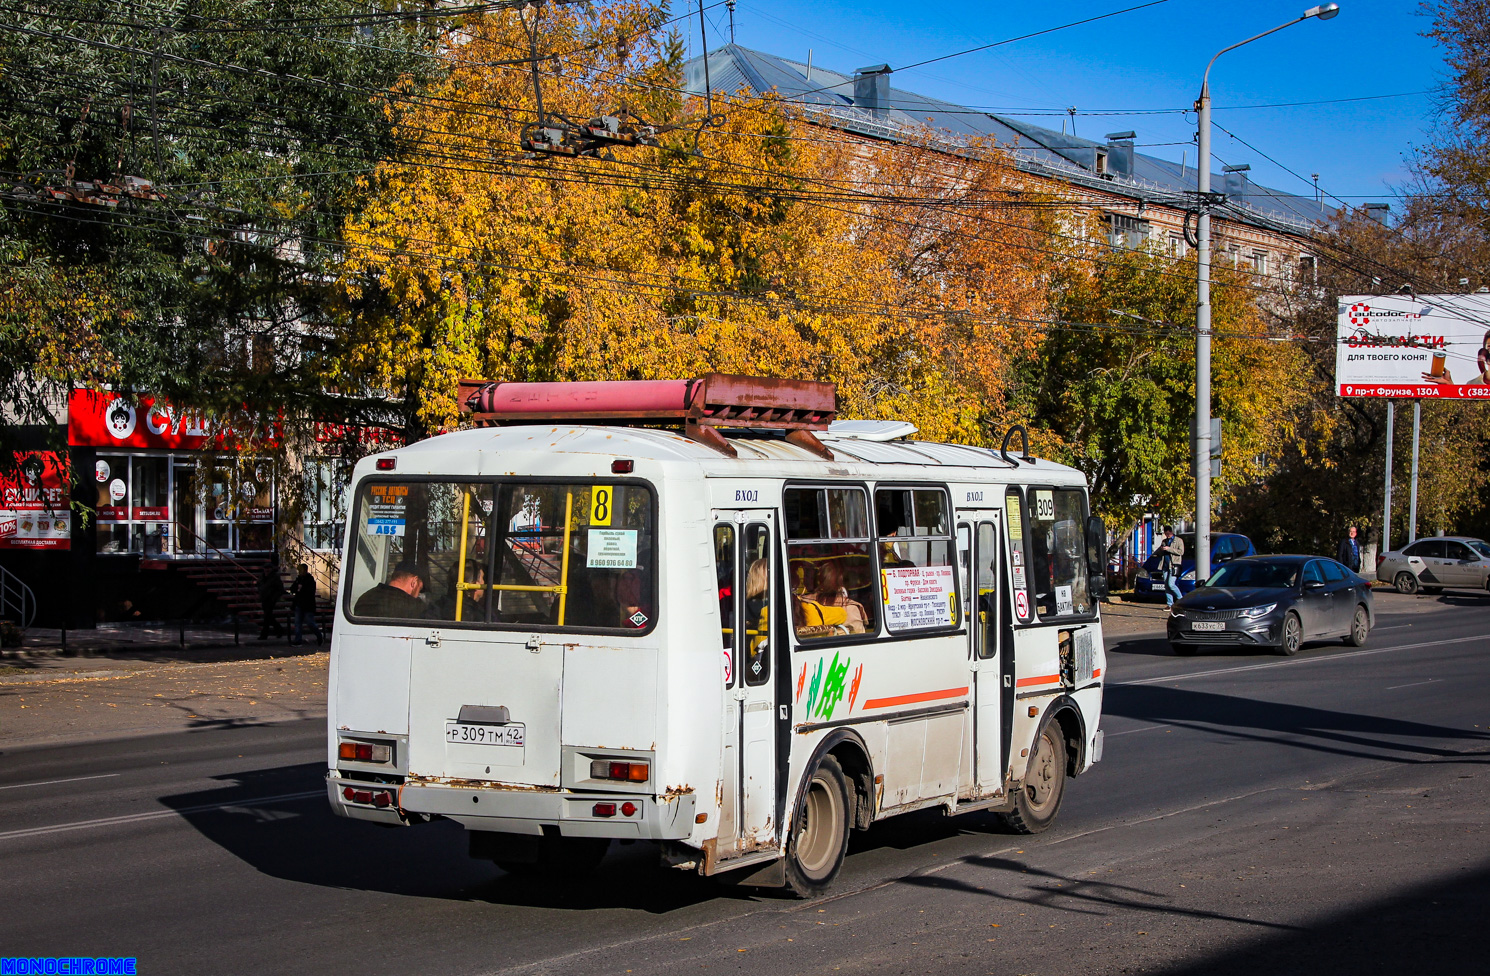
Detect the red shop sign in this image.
<box><xmin>68</xmin><ymin>390</ymin><xmax>279</xmax><ymax>450</ymax></box>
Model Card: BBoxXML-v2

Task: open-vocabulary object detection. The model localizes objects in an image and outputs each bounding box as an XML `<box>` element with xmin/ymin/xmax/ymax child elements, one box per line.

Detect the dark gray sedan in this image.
<box><xmin>1167</xmin><ymin>555</ymin><xmax>1374</xmax><ymax>656</ymax></box>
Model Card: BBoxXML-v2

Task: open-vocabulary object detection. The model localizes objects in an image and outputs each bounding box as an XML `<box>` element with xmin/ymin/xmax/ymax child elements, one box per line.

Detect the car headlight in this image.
<box><xmin>1180</xmin><ymin>570</ymin><xmax>1196</xmax><ymax>581</ymax></box>
<box><xmin>1241</xmin><ymin>603</ymin><xmax>1277</xmax><ymax>618</ymax></box>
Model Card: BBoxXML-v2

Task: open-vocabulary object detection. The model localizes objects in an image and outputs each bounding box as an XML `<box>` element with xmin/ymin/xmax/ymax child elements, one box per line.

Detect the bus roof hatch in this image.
<box><xmin>457</xmin><ymin>374</ymin><xmax>837</xmax><ymax>459</ymax></box>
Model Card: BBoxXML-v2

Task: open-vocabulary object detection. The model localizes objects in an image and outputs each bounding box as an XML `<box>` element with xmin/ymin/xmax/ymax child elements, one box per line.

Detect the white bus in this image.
<box><xmin>327</xmin><ymin>376</ymin><xmax>1108</xmax><ymax>896</ymax></box>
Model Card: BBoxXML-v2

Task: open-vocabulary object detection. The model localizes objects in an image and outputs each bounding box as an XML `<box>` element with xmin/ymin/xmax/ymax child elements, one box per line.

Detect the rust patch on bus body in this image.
<box><xmin>404</xmin><ymin>774</ymin><xmax>561</xmax><ymax>793</ymax></box>
<box><xmin>661</xmin><ymin>784</ymin><xmax>695</xmax><ymax>801</ymax></box>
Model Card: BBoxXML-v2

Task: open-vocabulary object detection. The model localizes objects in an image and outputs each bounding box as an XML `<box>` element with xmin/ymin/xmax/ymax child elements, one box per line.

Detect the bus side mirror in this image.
<box><xmin>1086</xmin><ymin>515</ymin><xmax>1109</xmax><ymax>600</ymax></box>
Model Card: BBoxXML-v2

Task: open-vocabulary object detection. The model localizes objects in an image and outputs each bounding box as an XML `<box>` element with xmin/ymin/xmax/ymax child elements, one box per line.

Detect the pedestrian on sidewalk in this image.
<box><xmin>290</xmin><ymin>562</ymin><xmax>324</xmax><ymax>646</ymax></box>
<box><xmin>1337</xmin><ymin>525</ymin><xmax>1362</xmax><ymax>574</ymax></box>
<box><xmin>257</xmin><ymin>554</ymin><xmax>286</xmax><ymax>640</ymax></box>
<box><xmin>1155</xmin><ymin>525</ymin><xmax>1185</xmax><ymax>607</ymax></box>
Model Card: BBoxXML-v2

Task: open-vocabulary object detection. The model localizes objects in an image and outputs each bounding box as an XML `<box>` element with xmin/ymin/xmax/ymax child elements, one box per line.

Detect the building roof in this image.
<box><xmin>684</xmin><ymin>44</ymin><xmax>1331</xmax><ymax>237</ymax></box>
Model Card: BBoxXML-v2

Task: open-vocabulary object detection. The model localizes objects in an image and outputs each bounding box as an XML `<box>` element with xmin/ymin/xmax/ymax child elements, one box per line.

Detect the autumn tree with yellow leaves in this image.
<box><xmin>332</xmin><ymin>0</ymin><xmax>1053</xmax><ymax>444</ymax></box>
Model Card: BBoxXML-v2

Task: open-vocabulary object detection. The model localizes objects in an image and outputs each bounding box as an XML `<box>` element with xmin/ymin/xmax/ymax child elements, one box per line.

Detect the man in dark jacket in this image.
<box><xmin>353</xmin><ymin>562</ymin><xmax>428</xmax><ymax>619</ymax></box>
<box><xmin>289</xmin><ymin>563</ymin><xmax>324</xmax><ymax>645</ymax></box>
<box><xmin>1337</xmin><ymin>525</ymin><xmax>1362</xmax><ymax>573</ymax></box>
<box><xmin>257</xmin><ymin>555</ymin><xmax>285</xmax><ymax>639</ymax></box>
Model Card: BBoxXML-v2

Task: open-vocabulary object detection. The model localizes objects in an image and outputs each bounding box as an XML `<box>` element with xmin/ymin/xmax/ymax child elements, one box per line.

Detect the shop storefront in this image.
<box><xmin>71</xmin><ymin>390</ymin><xmax>278</xmax><ymax>558</ymax></box>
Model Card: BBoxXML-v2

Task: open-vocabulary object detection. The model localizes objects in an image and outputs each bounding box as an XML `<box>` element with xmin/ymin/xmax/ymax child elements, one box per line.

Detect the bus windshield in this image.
<box><xmin>1205</xmin><ymin>560</ymin><xmax>1299</xmax><ymax>589</ymax></box>
<box><xmin>346</xmin><ymin>479</ymin><xmax>656</xmax><ymax>632</ymax></box>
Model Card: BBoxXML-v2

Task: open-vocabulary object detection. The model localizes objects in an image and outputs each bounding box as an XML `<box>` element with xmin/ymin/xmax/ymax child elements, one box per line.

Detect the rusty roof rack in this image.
<box><xmin>457</xmin><ymin>374</ymin><xmax>837</xmax><ymax>459</ymax></box>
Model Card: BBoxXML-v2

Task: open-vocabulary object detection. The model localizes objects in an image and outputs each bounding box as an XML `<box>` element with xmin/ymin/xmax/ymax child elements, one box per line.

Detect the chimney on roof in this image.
<box><xmin>1104</xmin><ymin>131</ymin><xmax>1135</xmax><ymax>179</ymax></box>
<box><xmin>1223</xmin><ymin>163</ymin><xmax>1250</xmax><ymax>202</ymax></box>
<box><xmin>854</xmin><ymin>63</ymin><xmax>892</xmax><ymax>119</ymax></box>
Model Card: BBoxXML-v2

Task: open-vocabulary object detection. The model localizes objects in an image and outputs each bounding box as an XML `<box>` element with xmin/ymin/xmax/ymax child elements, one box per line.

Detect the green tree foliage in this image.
<box><xmin>1015</xmin><ymin>244</ymin><xmax>1306</xmax><ymax>531</ymax></box>
<box><xmin>0</xmin><ymin>0</ymin><xmax>436</xmax><ymax>448</ymax></box>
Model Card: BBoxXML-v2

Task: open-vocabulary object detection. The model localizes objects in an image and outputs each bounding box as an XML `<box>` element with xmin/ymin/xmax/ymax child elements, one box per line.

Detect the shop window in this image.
<box><xmin>874</xmin><ymin>487</ymin><xmax>958</xmax><ymax>633</ymax></box>
<box><xmin>304</xmin><ymin>458</ymin><xmax>352</xmax><ymax>552</ymax></box>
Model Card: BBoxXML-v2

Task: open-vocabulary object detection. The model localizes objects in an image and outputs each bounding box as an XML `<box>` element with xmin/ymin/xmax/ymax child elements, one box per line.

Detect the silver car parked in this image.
<box><xmin>1376</xmin><ymin>536</ymin><xmax>1490</xmax><ymax>594</ymax></box>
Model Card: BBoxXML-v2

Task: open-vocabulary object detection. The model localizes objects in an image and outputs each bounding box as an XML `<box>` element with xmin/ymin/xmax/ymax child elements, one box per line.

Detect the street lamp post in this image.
<box><xmin>1193</xmin><ymin>3</ymin><xmax>1339</xmax><ymax>583</ymax></box>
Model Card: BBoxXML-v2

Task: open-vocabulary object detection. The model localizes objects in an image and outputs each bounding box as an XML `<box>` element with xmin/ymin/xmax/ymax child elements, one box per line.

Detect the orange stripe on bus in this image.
<box><xmin>1015</xmin><ymin>674</ymin><xmax>1061</xmax><ymax>688</ymax></box>
<box><xmin>862</xmin><ymin>686</ymin><xmax>969</xmax><ymax>710</ymax></box>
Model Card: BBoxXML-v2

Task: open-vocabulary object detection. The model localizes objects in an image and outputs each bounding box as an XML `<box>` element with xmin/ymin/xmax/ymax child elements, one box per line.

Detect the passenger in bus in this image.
<box><xmin>801</xmin><ymin>560</ymin><xmax>868</xmax><ymax>635</ymax></box>
<box><xmin>732</xmin><ymin>557</ymin><xmax>770</xmax><ymax>672</ymax></box>
<box><xmin>566</xmin><ymin>566</ymin><xmax>619</xmax><ymax>628</ymax></box>
<box><xmin>436</xmin><ymin>559</ymin><xmax>488</xmax><ymax>622</ymax></box>
<box><xmin>617</xmin><ymin>569</ymin><xmax>650</xmax><ymax>628</ymax></box>
<box><xmin>354</xmin><ymin>561</ymin><xmax>428</xmax><ymax>618</ymax></box>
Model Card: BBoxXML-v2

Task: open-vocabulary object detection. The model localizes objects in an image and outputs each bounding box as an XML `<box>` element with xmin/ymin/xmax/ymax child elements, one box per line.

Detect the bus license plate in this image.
<box><xmin>445</xmin><ymin>722</ymin><xmax>525</xmax><ymax>747</ymax></box>
<box><xmin>1191</xmin><ymin>621</ymin><xmax>1225</xmax><ymax>632</ymax></box>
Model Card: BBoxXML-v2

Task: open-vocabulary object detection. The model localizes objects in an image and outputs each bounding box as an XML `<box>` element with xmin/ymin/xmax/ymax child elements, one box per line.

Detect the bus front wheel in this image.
<box><xmin>785</xmin><ymin>755</ymin><xmax>852</xmax><ymax>898</ymax></box>
<box><xmin>1001</xmin><ymin>724</ymin><xmax>1067</xmax><ymax>835</ymax></box>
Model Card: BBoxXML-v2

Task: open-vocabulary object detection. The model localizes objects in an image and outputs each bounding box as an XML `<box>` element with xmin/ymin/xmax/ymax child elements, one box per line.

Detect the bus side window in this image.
<box><xmin>975</xmin><ymin>522</ymin><xmax>998</xmax><ymax>659</ymax></box>
<box><xmin>715</xmin><ymin>524</ymin><xmax>735</xmax><ymax>688</ymax></box>
<box><xmin>875</xmin><ymin>487</ymin><xmax>958</xmax><ymax>633</ymax></box>
<box><xmin>742</xmin><ymin>523</ymin><xmax>772</xmax><ymax>685</ymax></box>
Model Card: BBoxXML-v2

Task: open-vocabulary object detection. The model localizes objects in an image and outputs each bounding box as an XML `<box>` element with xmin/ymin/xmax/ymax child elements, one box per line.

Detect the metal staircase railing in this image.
<box><xmin>0</xmin><ymin>564</ymin><xmax>37</xmax><ymax>631</ymax></box>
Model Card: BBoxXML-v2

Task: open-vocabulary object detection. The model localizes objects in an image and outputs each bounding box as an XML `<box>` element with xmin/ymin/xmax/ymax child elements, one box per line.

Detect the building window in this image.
<box><xmin>1105</xmin><ymin>213</ymin><xmax>1151</xmax><ymax>249</ymax></box>
<box><xmin>1095</xmin><ymin>150</ymin><xmax>1108</xmax><ymax>176</ymax></box>
<box><xmin>1298</xmin><ymin>255</ymin><xmax>1316</xmax><ymax>282</ymax></box>
<box><xmin>1250</xmin><ymin>251</ymin><xmax>1269</xmax><ymax>275</ymax></box>
<box><xmin>1168</xmin><ymin>232</ymin><xmax>1188</xmax><ymax>257</ymax></box>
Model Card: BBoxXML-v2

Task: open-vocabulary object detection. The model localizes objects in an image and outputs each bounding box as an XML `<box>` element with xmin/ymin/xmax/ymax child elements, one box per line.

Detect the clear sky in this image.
<box><xmin>692</xmin><ymin>0</ymin><xmax>1445</xmax><ymax>210</ymax></box>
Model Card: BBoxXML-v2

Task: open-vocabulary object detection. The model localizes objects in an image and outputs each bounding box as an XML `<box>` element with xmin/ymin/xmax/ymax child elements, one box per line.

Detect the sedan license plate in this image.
<box><xmin>1191</xmin><ymin>621</ymin><xmax>1225</xmax><ymax>632</ymax></box>
<box><xmin>445</xmin><ymin>721</ymin><xmax>524</xmax><ymax>747</ymax></box>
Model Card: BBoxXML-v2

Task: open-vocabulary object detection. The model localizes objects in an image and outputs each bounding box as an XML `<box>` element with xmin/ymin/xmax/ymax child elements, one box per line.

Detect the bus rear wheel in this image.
<box><xmin>1001</xmin><ymin>724</ymin><xmax>1067</xmax><ymax>835</ymax></box>
<box><xmin>785</xmin><ymin>755</ymin><xmax>852</xmax><ymax>898</ymax></box>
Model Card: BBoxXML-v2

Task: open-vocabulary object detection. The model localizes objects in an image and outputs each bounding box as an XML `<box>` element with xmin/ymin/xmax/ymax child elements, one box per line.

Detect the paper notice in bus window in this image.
<box><xmin>1055</xmin><ymin>584</ymin><xmax>1074</xmax><ymax>616</ymax></box>
<box><xmin>1011</xmin><ymin>564</ymin><xmax>1027</xmax><ymax>589</ymax></box>
<box><xmin>367</xmin><ymin>484</ymin><xmax>407</xmax><ymax>537</ymax></box>
<box><xmin>587</xmin><ymin>528</ymin><xmax>637</xmax><ymax>568</ymax></box>
<box><xmin>881</xmin><ymin>565</ymin><xmax>956</xmax><ymax>630</ymax></box>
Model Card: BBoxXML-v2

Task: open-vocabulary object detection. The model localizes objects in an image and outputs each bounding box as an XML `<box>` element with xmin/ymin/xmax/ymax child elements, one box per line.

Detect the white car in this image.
<box><xmin>1376</xmin><ymin>536</ymin><xmax>1490</xmax><ymax>594</ymax></box>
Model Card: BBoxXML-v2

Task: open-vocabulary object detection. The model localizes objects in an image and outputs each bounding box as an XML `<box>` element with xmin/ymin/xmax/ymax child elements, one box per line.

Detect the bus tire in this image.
<box><xmin>1000</xmin><ymin>723</ymin><xmax>1066</xmax><ymax>835</ymax></box>
<box><xmin>784</xmin><ymin>755</ymin><xmax>852</xmax><ymax>898</ymax></box>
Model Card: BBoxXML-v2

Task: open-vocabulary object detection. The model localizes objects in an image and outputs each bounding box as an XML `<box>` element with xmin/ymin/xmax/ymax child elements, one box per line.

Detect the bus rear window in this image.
<box><xmin>347</xmin><ymin>480</ymin><xmax>656</xmax><ymax>632</ymax></box>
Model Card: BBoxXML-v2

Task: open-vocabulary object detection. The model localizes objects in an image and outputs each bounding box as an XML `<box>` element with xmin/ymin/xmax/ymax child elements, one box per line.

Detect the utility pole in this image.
<box><xmin>1408</xmin><ymin>400</ymin><xmax>1421</xmax><ymax>543</ymax></box>
<box><xmin>1192</xmin><ymin>4</ymin><xmax>1339</xmax><ymax>583</ymax></box>
<box><xmin>1382</xmin><ymin>401</ymin><xmax>1394</xmax><ymax>553</ymax></box>
<box><xmin>727</xmin><ymin>0</ymin><xmax>735</xmax><ymax>43</ymax></box>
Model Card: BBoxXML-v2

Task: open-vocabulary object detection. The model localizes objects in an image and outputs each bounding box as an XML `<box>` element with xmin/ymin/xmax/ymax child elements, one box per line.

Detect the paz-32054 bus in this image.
<box><xmin>327</xmin><ymin>375</ymin><xmax>1107</xmax><ymax>896</ymax></box>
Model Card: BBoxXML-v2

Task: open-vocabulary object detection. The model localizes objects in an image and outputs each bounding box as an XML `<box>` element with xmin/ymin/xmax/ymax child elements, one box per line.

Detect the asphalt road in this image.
<box><xmin>4</xmin><ymin>592</ymin><xmax>1489</xmax><ymax>976</ymax></box>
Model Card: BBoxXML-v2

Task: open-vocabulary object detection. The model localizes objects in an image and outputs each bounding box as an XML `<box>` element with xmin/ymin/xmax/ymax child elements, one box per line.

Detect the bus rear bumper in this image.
<box><xmin>398</xmin><ymin>780</ymin><xmax>698</xmax><ymax>841</ymax></box>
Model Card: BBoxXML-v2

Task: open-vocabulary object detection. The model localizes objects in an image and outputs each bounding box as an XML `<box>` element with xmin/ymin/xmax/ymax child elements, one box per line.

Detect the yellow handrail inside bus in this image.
<box><xmin>454</xmin><ymin>489</ymin><xmax>471</xmax><ymax>622</ymax></box>
<box><xmin>557</xmin><ymin>490</ymin><xmax>573</xmax><ymax>625</ymax></box>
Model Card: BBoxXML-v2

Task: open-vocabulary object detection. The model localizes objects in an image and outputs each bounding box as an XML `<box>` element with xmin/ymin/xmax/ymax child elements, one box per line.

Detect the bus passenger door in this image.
<box><xmin>713</xmin><ymin>515</ymin><xmax>779</xmax><ymax>857</ymax></box>
<box><xmin>971</xmin><ymin>521</ymin><xmax>1004</xmax><ymax>793</ymax></box>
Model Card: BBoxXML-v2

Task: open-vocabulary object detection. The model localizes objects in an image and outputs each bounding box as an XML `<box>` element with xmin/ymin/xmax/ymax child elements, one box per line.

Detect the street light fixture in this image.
<box><xmin>1191</xmin><ymin>3</ymin><xmax>1339</xmax><ymax>584</ymax></box>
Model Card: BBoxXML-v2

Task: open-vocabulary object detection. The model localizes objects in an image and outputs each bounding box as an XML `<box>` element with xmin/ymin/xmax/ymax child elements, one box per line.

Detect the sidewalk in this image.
<box><xmin>3</xmin><ymin>621</ymin><xmax>326</xmax><ymax>661</ymax></box>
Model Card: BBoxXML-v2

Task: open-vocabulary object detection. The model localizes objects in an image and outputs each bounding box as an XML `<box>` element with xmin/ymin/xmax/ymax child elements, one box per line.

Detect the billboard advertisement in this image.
<box><xmin>0</xmin><ymin>452</ymin><xmax>71</xmax><ymax>550</ymax></box>
<box><xmin>1336</xmin><ymin>294</ymin><xmax>1490</xmax><ymax>398</ymax></box>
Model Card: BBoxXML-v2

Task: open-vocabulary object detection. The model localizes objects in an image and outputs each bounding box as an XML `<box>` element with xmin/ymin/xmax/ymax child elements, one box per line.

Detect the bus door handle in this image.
<box><xmin>426</xmin><ymin>631</ymin><xmax>442</xmax><ymax>647</ymax></box>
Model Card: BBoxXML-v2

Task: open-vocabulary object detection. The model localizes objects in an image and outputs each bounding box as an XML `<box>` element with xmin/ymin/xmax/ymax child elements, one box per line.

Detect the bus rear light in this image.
<box><xmin>593</xmin><ymin>802</ymin><xmax>617</xmax><ymax>817</ymax></box>
<box><xmin>621</xmin><ymin>802</ymin><xmax>637</xmax><ymax>817</ymax></box>
<box><xmin>590</xmin><ymin>760</ymin><xmax>649</xmax><ymax>782</ymax></box>
<box><xmin>611</xmin><ymin>459</ymin><xmax>634</xmax><ymax>474</ymax></box>
<box><xmin>373</xmin><ymin>791</ymin><xmax>392</xmax><ymax>808</ymax></box>
<box><xmin>339</xmin><ymin>741</ymin><xmax>392</xmax><ymax>763</ymax></box>
<box><xmin>376</xmin><ymin>458</ymin><xmax>396</xmax><ymax>470</ymax></box>
<box><xmin>343</xmin><ymin>786</ymin><xmax>394</xmax><ymax>807</ymax></box>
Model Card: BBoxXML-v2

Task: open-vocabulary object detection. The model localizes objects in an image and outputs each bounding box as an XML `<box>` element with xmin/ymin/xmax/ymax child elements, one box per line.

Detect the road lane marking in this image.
<box><xmin>0</xmin><ymin>790</ymin><xmax>323</xmax><ymax>841</ymax></box>
<box><xmin>1105</xmin><ymin>725</ymin><xmax>1168</xmax><ymax>737</ymax></box>
<box><xmin>1386</xmin><ymin>678</ymin><xmax>1439</xmax><ymax>690</ymax></box>
<box><xmin>0</xmin><ymin>773</ymin><xmax>120</xmax><ymax>791</ymax></box>
<box><xmin>1115</xmin><ymin>634</ymin><xmax>1489</xmax><ymax>687</ymax></box>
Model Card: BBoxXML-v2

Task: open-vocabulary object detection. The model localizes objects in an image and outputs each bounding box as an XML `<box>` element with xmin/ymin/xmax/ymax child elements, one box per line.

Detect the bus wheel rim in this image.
<box><xmin>1026</xmin><ymin>730</ymin><xmax>1057</xmax><ymax>809</ymax></box>
<box><xmin>797</xmin><ymin>775</ymin><xmax>842</xmax><ymax>878</ymax></box>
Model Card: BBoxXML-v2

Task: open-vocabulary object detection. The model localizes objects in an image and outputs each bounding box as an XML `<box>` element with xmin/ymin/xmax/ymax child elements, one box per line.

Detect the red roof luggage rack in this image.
<box><xmin>457</xmin><ymin>374</ymin><xmax>837</xmax><ymax>459</ymax></box>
